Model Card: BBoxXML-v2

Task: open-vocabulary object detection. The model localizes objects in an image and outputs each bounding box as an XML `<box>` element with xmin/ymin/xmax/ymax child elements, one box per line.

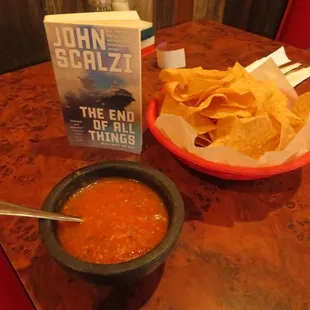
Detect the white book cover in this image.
<box><xmin>44</xmin><ymin>11</ymin><xmax>143</xmax><ymax>154</ymax></box>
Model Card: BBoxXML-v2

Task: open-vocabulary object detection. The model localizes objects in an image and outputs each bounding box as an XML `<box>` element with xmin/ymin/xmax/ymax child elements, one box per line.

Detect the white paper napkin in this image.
<box><xmin>246</xmin><ymin>47</ymin><xmax>310</xmax><ymax>88</ymax></box>
<box><xmin>156</xmin><ymin>42</ymin><xmax>186</xmax><ymax>69</ymax></box>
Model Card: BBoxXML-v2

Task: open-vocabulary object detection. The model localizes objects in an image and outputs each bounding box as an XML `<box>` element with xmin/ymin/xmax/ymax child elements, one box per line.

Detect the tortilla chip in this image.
<box><xmin>277</xmin><ymin>120</ymin><xmax>296</xmax><ymax>151</ymax></box>
<box><xmin>291</xmin><ymin>92</ymin><xmax>310</xmax><ymax>131</ymax></box>
<box><xmin>210</xmin><ymin>87</ymin><xmax>256</xmax><ymax>108</ymax></box>
<box><xmin>225</xmin><ymin>63</ymin><xmax>261</xmax><ymax>92</ymax></box>
<box><xmin>187</xmin><ymin>112</ymin><xmax>216</xmax><ymax>134</ymax></box>
<box><xmin>158</xmin><ymin>62</ymin><xmax>310</xmax><ymax>160</ymax></box>
<box><xmin>165</xmin><ymin>81</ymin><xmax>189</xmax><ymax>102</ymax></box>
<box><xmin>260</xmin><ymin>80</ymin><xmax>302</xmax><ymax>128</ymax></box>
<box><xmin>161</xmin><ymin>92</ymin><xmax>180</xmax><ymax>115</ymax></box>
<box><xmin>209</xmin><ymin>130</ymin><xmax>217</xmax><ymax>142</ymax></box>
<box><xmin>210</xmin><ymin>117</ymin><xmax>278</xmax><ymax>159</ymax></box>
<box><xmin>161</xmin><ymin>93</ymin><xmax>216</xmax><ymax>134</ymax></box>
<box><xmin>160</xmin><ymin>67</ymin><xmax>203</xmax><ymax>88</ymax></box>
<box><xmin>215</xmin><ymin>116</ymin><xmax>239</xmax><ymax>139</ymax></box>
<box><xmin>188</xmin><ymin>77</ymin><xmax>222</xmax><ymax>98</ymax></box>
<box><xmin>200</xmin><ymin>106</ymin><xmax>252</xmax><ymax>119</ymax></box>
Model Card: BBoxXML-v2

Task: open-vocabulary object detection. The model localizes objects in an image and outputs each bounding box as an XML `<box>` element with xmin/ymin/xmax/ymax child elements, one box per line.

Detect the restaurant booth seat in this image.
<box><xmin>276</xmin><ymin>0</ymin><xmax>310</xmax><ymax>49</ymax></box>
<box><xmin>0</xmin><ymin>246</ymin><xmax>34</xmax><ymax>309</ymax></box>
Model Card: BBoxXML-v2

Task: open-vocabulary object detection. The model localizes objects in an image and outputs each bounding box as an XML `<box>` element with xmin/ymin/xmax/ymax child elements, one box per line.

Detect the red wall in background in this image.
<box><xmin>277</xmin><ymin>0</ymin><xmax>310</xmax><ymax>49</ymax></box>
<box><xmin>0</xmin><ymin>246</ymin><xmax>34</xmax><ymax>310</ymax></box>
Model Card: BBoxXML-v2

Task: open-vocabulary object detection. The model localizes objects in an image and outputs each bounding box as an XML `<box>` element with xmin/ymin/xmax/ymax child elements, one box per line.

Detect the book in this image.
<box><xmin>139</xmin><ymin>21</ymin><xmax>155</xmax><ymax>57</ymax></box>
<box><xmin>142</xmin><ymin>36</ymin><xmax>155</xmax><ymax>57</ymax></box>
<box><xmin>140</xmin><ymin>21</ymin><xmax>155</xmax><ymax>41</ymax></box>
<box><xmin>44</xmin><ymin>11</ymin><xmax>144</xmax><ymax>154</ymax></box>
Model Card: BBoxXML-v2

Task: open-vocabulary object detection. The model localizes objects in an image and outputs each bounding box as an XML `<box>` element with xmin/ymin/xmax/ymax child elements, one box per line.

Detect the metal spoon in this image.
<box><xmin>0</xmin><ymin>200</ymin><xmax>83</xmax><ymax>223</ymax></box>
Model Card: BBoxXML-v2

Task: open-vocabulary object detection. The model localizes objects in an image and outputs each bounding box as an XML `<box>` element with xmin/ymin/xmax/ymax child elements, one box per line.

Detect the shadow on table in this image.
<box><xmin>96</xmin><ymin>263</ymin><xmax>165</xmax><ymax>310</ymax></box>
<box><xmin>36</xmin><ymin>130</ymin><xmax>159</xmax><ymax>162</ymax></box>
<box><xmin>182</xmin><ymin>163</ymin><xmax>302</xmax><ymax>227</ymax></box>
<box><xmin>36</xmin><ymin>136</ymin><xmax>139</xmax><ymax>162</ymax></box>
<box><xmin>22</xmin><ymin>244</ymin><xmax>164</xmax><ymax>310</ymax></box>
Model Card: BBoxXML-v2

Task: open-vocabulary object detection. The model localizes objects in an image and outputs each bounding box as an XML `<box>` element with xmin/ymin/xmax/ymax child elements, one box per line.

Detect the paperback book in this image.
<box><xmin>44</xmin><ymin>11</ymin><xmax>144</xmax><ymax>154</ymax></box>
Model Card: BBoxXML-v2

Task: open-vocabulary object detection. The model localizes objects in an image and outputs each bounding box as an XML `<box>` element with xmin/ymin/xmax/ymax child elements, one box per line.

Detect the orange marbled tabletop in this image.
<box><xmin>1</xmin><ymin>20</ymin><xmax>310</xmax><ymax>310</ymax></box>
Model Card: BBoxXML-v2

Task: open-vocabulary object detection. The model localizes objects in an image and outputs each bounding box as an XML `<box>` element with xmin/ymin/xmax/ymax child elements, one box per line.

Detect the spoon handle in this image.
<box><xmin>0</xmin><ymin>200</ymin><xmax>83</xmax><ymax>223</ymax></box>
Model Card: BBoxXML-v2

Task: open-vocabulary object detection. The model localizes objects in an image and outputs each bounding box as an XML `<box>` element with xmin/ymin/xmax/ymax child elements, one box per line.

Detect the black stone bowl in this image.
<box><xmin>39</xmin><ymin>161</ymin><xmax>184</xmax><ymax>285</ymax></box>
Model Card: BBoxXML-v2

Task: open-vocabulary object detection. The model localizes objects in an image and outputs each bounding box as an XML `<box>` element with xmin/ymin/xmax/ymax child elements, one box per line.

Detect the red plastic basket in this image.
<box><xmin>146</xmin><ymin>98</ymin><xmax>310</xmax><ymax>180</ymax></box>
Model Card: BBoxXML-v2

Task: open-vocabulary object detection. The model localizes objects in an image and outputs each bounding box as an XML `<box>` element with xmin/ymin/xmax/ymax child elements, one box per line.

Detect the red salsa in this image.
<box><xmin>57</xmin><ymin>178</ymin><xmax>168</xmax><ymax>264</ymax></box>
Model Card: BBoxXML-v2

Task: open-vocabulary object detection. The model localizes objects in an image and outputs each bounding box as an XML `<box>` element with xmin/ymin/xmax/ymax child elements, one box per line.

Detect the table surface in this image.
<box><xmin>1</xmin><ymin>20</ymin><xmax>310</xmax><ymax>310</ymax></box>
